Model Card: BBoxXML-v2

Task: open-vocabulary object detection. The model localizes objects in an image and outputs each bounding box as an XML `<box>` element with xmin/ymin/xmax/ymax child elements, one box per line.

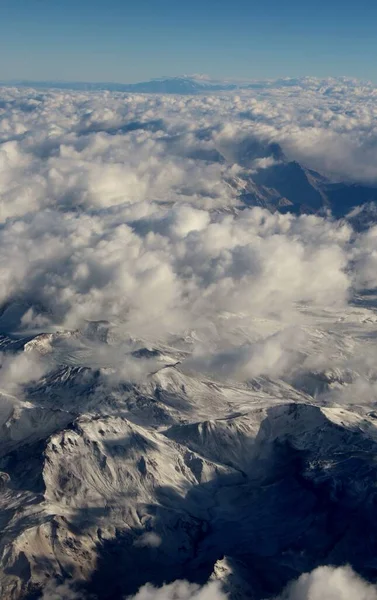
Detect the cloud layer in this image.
<box><xmin>124</xmin><ymin>566</ymin><xmax>377</xmax><ymax>600</ymax></box>
<box><xmin>1</xmin><ymin>82</ymin><xmax>377</xmax><ymax>388</ymax></box>
<box><xmin>278</xmin><ymin>566</ymin><xmax>377</xmax><ymax>600</ymax></box>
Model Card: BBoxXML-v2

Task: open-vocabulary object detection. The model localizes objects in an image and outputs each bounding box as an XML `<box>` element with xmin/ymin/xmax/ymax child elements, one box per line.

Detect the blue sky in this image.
<box><xmin>1</xmin><ymin>0</ymin><xmax>376</xmax><ymax>83</ymax></box>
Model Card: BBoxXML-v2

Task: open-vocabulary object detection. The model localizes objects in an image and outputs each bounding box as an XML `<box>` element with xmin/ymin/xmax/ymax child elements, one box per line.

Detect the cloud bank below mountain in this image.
<box><xmin>2</xmin><ymin>80</ymin><xmax>377</xmax><ymax>389</ymax></box>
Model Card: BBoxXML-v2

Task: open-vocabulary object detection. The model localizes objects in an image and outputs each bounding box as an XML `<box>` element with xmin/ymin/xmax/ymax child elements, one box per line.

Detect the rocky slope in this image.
<box><xmin>0</xmin><ymin>315</ymin><xmax>376</xmax><ymax>599</ymax></box>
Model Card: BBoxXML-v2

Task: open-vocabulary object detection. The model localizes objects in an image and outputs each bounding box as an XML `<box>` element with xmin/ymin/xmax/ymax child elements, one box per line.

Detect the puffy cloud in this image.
<box><xmin>126</xmin><ymin>566</ymin><xmax>377</xmax><ymax>600</ymax></box>
<box><xmin>277</xmin><ymin>566</ymin><xmax>377</xmax><ymax>600</ymax></box>
<box><xmin>127</xmin><ymin>580</ymin><xmax>227</xmax><ymax>600</ymax></box>
<box><xmin>182</xmin><ymin>327</ymin><xmax>306</xmax><ymax>380</ymax></box>
<box><xmin>0</xmin><ymin>350</ymin><xmax>49</xmax><ymax>394</ymax></box>
<box><xmin>123</xmin><ymin>566</ymin><xmax>377</xmax><ymax>600</ymax></box>
<box><xmin>0</xmin><ymin>175</ymin><xmax>353</xmax><ymax>344</ymax></box>
<box><xmin>0</xmin><ymin>82</ymin><xmax>377</xmax><ymax>389</ymax></box>
<box><xmin>37</xmin><ymin>567</ymin><xmax>377</xmax><ymax>600</ymax></box>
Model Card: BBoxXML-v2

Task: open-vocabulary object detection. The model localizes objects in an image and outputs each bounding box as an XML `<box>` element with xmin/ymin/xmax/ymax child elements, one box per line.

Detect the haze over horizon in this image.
<box><xmin>1</xmin><ymin>0</ymin><xmax>377</xmax><ymax>83</ymax></box>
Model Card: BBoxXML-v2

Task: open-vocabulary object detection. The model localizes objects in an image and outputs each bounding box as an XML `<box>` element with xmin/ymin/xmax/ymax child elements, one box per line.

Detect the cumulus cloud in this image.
<box><xmin>0</xmin><ymin>82</ymin><xmax>377</xmax><ymax>389</ymax></box>
<box><xmin>124</xmin><ymin>566</ymin><xmax>377</xmax><ymax>600</ymax></box>
<box><xmin>36</xmin><ymin>567</ymin><xmax>377</xmax><ymax>600</ymax></box>
<box><xmin>0</xmin><ymin>350</ymin><xmax>49</xmax><ymax>394</ymax></box>
<box><xmin>182</xmin><ymin>327</ymin><xmax>306</xmax><ymax>381</ymax></box>
<box><xmin>126</xmin><ymin>580</ymin><xmax>227</xmax><ymax>600</ymax></box>
<box><xmin>0</xmin><ymin>182</ymin><xmax>353</xmax><ymax>342</ymax></box>
<box><xmin>277</xmin><ymin>566</ymin><xmax>377</xmax><ymax>600</ymax></box>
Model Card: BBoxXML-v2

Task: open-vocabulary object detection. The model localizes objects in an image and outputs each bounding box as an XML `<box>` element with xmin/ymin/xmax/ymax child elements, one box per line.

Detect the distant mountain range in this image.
<box><xmin>0</xmin><ymin>75</ymin><xmax>367</xmax><ymax>94</ymax></box>
<box><xmin>0</xmin><ymin>76</ymin><xmax>242</xmax><ymax>94</ymax></box>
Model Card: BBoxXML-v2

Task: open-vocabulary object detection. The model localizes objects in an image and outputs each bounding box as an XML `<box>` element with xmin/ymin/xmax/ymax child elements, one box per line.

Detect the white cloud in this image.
<box><xmin>126</xmin><ymin>580</ymin><xmax>227</xmax><ymax>600</ymax></box>
<box><xmin>182</xmin><ymin>327</ymin><xmax>306</xmax><ymax>381</ymax></box>
<box><xmin>0</xmin><ymin>350</ymin><xmax>49</xmax><ymax>394</ymax></box>
<box><xmin>0</xmin><ymin>82</ymin><xmax>377</xmax><ymax>389</ymax></box>
<box><xmin>277</xmin><ymin>566</ymin><xmax>377</xmax><ymax>600</ymax></box>
<box><xmin>123</xmin><ymin>566</ymin><xmax>377</xmax><ymax>600</ymax></box>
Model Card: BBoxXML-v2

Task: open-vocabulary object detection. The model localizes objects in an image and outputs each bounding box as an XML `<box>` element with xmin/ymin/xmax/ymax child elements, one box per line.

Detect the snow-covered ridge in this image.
<box><xmin>0</xmin><ymin>314</ymin><xmax>376</xmax><ymax>598</ymax></box>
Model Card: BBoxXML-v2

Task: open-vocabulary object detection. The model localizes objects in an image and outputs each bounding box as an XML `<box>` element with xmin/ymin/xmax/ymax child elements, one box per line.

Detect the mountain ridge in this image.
<box><xmin>1</xmin><ymin>75</ymin><xmax>373</xmax><ymax>94</ymax></box>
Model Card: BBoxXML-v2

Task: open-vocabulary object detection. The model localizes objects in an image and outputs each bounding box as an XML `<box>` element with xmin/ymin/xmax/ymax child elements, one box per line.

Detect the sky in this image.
<box><xmin>0</xmin><ymin>0</ymin><xmax>377</xmax><ymax>83</ymax></box>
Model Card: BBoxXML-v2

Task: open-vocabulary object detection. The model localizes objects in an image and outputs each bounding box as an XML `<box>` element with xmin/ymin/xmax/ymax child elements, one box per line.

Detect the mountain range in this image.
<box><xmin>0</xmin><ymin>75</ymin><xmax>365</xmax><ymax>95</ymax></box>
<box><xmin>1</xmin><ymin>319</ymin><xmax>377</xmax><ymax>599</ymax></box>
<box><xmin>213</xmin><ymin>139</ymin><xmax>377</xmax><ymax>221</ymax></box>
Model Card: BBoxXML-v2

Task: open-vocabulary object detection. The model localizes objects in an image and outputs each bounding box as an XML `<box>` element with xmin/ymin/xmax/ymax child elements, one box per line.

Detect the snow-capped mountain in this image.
<box><xmin>226</xmin><ymin>143</ymin><xmax>377</xmax><ymax>218</ymax></box>
<box><xmin>1</xmin><ymin>307</ymin><xmax>377</xmax><ymax>599</ymax></box>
